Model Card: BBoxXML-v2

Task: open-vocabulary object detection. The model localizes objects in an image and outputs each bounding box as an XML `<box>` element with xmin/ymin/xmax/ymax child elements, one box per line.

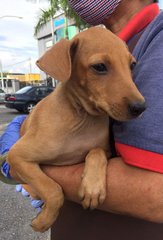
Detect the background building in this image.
<box><xmin>36</xmin><ymin>13</ymin><xmax>79</xmax><ymax>85</ymax></box>
<box><xmin>0</xmin><ymin>73</ymin><xmax>41</xmax><ymax>93</ymax></box>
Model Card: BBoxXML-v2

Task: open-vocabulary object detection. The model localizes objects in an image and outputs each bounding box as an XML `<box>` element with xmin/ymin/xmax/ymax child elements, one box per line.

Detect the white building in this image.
<box><xmin>36</xmin><ymin>13</ymin><xmax>79</xmax><ymax>86</ymax></box>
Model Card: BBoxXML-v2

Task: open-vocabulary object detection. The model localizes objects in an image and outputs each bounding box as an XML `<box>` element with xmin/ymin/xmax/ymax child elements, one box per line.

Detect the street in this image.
<box><xmin>0</xmin><ymin>105</ymin><xmax>50</xmax><ymax>240</ymax></box>
<box><xmin>0</xmin><ymin>104</ymin><xmax>23</xmax><ymax>124</ymax></box>
<box><xmin>0</xmin><ymin>105</ymin><xmax>26</xmax><ymax>135</ymax></box>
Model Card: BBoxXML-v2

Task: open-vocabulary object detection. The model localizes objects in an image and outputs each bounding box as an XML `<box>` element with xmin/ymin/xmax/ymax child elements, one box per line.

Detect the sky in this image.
<box><xmin>0</xmin><ymin>0</ymin><xmax>163</xmax><ymax>75</ymax></box>
<box><xmin>0</xmin><ymin>0</ymin><xmax>49</xmax><ymax>74</ymax></box>
<box><xmin>159</xmin><ymin>0</ymin><xmax>163</xmax><ymax>9</ymax></box>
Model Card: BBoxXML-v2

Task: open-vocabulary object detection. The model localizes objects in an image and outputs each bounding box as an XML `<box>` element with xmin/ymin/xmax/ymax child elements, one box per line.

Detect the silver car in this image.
<box><xmin>0</xmin><ymin>88</ymin><xmax>5</xmax><ymax>103</ymax></box>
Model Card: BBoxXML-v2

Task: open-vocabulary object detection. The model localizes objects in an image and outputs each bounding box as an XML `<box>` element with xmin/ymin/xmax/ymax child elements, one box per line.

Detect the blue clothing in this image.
<box><xmin>0</xmin><ymin>116</ymin><xmax>27</xmax><ymax>181</ymax></box>
<box><xmin>113</xmin><ymin>12</ymin><xmax>163</xmax><ymax>172</ymax></box>
<box><xmin>0</xmin><ymin>116</ymin><xmax>44</xmax><ymax>207</ymax></box>
<box><xmin>0</xmin><ymin>115</ymin><xmax>27</xmax><ymax>155</ymax></box>
<box><xmin>0</xmin><ymin>115</ymin><xmax>26</xmax><ymax>184</ymax></box>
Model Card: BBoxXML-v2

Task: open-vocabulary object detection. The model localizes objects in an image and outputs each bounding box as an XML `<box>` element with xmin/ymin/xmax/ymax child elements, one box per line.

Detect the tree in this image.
<box><xmin>34</xmin><ymin>0</ymin><xmax>89</xmax><ymax>36</ymax></box>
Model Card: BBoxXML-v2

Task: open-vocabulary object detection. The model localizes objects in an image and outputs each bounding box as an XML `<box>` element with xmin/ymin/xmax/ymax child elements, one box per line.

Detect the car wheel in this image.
<box><xmin>25</xmin><ymin>102</ymin><xmax>36</xmax><ymax>113</ymax></box>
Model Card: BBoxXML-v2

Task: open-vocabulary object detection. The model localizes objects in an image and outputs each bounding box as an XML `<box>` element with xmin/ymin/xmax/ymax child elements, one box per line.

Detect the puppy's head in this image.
<box><xmin>37</xmin><ymin>27</ymin><xmax>146</xmax><ymax>121</ymax></box>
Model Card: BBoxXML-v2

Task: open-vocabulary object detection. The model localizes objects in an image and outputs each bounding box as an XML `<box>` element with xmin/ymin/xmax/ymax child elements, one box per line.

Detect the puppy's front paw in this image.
<box><xmin>78</xmin><ymin>173</ymin><xmax>106</xmax><ymax>210</ymax></box>
<box><xmin>31</xmin><ymin>185</ymin><xmax>64</xmax><ymax>232</ymax></box>
<box><xmin>31</xmin><ymin>205</ymin><xmax>60</xmax><ymax>232</ymax></box>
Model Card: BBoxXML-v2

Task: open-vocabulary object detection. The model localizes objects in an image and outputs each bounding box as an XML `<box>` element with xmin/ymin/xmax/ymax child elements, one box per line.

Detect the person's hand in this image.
<box><xmin>0</xmin><ymin>116</ymin><xmax>81</xmax><ymax>211</ymax></box>
<box><xmin>0</xmin><ymin>116</ymin><xmax>27</xmax><ymax>184</ymax></box>
<box><xmin>0</xmin><ymin>116</ymin><xmax>43</xmax><ymax>210</ymax></box>
<box><xmin>15</xmin><ymin>184</ymin><xmax>44</xmax><ymax>211</ymax></box>
<box><xmin>0</xmin><ymin>115</ymin><xmax>27</xmax><ymax>155</ymax></box>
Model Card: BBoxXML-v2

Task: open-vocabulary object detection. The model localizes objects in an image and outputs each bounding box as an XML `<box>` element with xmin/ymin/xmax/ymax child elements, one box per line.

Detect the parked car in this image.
<box><xmin>0</xmin><ymin>88</ymin><xmax>5</xmax><ymax>103</ymax></box>
<box><xmin>5</xmin><ymin>86</ymin><xmax>54</xmax><ymax>113</ymax></box>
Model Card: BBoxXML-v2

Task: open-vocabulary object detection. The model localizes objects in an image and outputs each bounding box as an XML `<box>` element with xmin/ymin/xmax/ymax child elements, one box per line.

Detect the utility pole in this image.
<box><xmin>50</xmin><ymin>0</ymin><xmax>55</xmax><ymax>45</ymax></box>
<box><xmin>65</xmin><ymin>15</ymin><xmax>68</xmax><ymax>39</ymax></box>
<box><xmin>50</xmin><ymin>16</ymin><xmax>55</xmax><ymax>45</ymax></box>
<box><xmin>0</xmin><ymin>60</ymin><xmax>4</xmax><ymax>90</ymax></box>
<box><xmin>29</xmin><ymin>58</ymin><xmax>32</xmax><ymax>82</ymax></box>
<box><xmin>50</xmin><ymin>0</ymin><xmax>56</xmax><ymax>87</ymax></box>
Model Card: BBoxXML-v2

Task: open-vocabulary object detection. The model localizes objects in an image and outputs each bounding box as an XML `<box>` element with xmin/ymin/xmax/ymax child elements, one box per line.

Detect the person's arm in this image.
<box><xmin>3</xmin><ymin>118</ymin><xmax>163</xmax><ymax>222</ymax></box>
<box><xmin>0</xmin><ymin>116</ymin><xmax>27</xmax><ymax>184</ymax></box>
<box><xmin>0</xmin><ymin>115</ymin><xmax>27</xmax><ymax>155</ymax></box>
<box><xmin>5</xmin><ymin>118</ymin><xmax>163</xmax><ymax>223</ymax></box>
<box><xmin>40</xmin><ymin>158</ymin><xmax>163</xmax><ymax>223</ymax></box>
<box><xmin>0</xmin><ymin>116</ymin><xmax>44</xmax><ymax>209</ymax></box>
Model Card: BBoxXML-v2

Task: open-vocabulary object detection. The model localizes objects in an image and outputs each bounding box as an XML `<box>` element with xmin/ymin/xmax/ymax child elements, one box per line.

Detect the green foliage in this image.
<box><xmin>34</xmin><ymin>8</ymin><xmax>53</xmax><ymax>36</ymax></box>
<box><xmin>34</xmin><ymin>0</ymin><xmax>89</xmax><ymax>36</ymax></box>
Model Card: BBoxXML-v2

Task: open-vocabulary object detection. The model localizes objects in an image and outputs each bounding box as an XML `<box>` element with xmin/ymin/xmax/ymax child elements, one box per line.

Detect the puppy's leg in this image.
<box><xmin>7</xmin><ymin>148</ymin><xmax>64</xmax><ymax>232</ymax></box>
<box><xmin>78</xmin><ymin>148</ymin><xmax>108</xmax><ymax>209</ymax></box>
<box><xmin>22</xmin><ymin>184</ymin><xmax>40</xmax><ymax>199</ymax></box>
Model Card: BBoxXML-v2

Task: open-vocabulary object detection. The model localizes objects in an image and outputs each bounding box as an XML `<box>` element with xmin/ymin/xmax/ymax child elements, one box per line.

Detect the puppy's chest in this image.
<box><xmin>50</xmin><ymin>117</ymin><xmax>109</xmax><ymax>166</ymax></box>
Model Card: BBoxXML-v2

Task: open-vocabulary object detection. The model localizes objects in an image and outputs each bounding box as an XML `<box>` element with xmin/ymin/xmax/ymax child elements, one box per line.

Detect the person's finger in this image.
<box><xmin>15</xmin><ymin>184</ymin><xmax>22</xmax><ymax>192</ymax></box>
<box><xmin>30</xmin><ymin>199</ymin><xmax>44</xmax><ymax>208</ymax></box>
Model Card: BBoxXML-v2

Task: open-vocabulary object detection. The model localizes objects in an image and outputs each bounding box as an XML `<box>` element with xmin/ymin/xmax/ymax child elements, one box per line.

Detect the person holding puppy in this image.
<box><xmin>1</xmin><ymin>0</ymin><xmax>163</xmax><ymax>239</ymax></box>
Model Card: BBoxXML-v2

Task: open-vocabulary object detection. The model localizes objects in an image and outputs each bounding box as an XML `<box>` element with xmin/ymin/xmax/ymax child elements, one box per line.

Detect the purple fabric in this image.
<box><xmin>68</xmin><ymin>0</ymin><xmax>122</xmax><ymax>25</ymax></box>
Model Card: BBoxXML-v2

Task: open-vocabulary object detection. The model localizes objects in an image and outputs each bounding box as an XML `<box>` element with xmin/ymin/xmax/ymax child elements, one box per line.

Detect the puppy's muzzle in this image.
<box><xmin>128</xmin><ymin>101</ymin><xmax>146</xmax><ymax>117</ymax></box>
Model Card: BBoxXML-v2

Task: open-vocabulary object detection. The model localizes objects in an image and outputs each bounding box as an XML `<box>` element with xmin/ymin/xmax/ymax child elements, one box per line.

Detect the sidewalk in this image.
<box><xmin>0</xmin><ymin>122</ymin><xmax>51</xmax><ymax>240</ymax></box>
<box><xmin>0</xmin><ymin>123</ymin><xmax>8</xmax><ymax>135</ymax></box>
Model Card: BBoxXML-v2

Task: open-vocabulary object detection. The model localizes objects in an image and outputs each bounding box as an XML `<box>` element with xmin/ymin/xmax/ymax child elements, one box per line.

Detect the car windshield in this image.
<box><xmin>16</xmin><ymin>86</ymin><xmax>32</xmax><ymax>94</ymax></box>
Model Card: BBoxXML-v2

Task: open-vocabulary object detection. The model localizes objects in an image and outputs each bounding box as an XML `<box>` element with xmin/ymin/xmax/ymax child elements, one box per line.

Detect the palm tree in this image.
<box><xmin>34</xmin><ymin>0</ymin><xmax>89</xmax><ymax>37</ymax></box>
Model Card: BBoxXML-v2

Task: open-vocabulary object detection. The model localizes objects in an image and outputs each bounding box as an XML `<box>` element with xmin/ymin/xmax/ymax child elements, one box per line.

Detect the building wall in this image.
<box><xmin>37</xmin><ymin>35</ymin><xmax>52</xmax><ymax>80</ymax></box>
<box><xmin>0</xmin><ymin>78</ymin><xmax>20</xmax><ymax>93</ymax></box>
<box><xmin>7</xmin><ymin>74</ymin><xmax>40</xmax><ymax>82</ymax></box>
<box><xmin>0</xmin><ymin>73</ymin><xmax>41</xmax><ymax>93</ymax></box>
<box><xmin>36</xmin><ymin>13</ymin><xmax>79</xmax><ymax>82</ymax></box>
<box><xmin>25</xmin><ymin>74</ymin><xmax>40</xmax><ymax>81</ymax></box>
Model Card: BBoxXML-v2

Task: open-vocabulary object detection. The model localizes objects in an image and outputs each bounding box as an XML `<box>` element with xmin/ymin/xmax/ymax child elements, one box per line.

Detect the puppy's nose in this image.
<box><xmin>128</xmin><ymin>102</ymin><xmax>146</xmax><ymax>117</ymax></box>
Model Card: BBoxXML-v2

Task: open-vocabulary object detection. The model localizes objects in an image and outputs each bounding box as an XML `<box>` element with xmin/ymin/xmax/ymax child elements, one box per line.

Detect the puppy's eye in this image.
<box><xmin>130</xmin><ymin>61</ymin><xmax>137</xmax><ymax>71</ymax></box>
<box><xmin>91</xmin><ymin>63</ymin><xmax>107</xmax><ymax>73</ymax></box>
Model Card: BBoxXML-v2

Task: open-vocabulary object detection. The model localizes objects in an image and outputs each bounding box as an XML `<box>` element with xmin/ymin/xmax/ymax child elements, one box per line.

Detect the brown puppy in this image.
<box><xmin>7</xmin><ymin>27</ymin><xmax>146</xmax><ymax>232</ymax></box>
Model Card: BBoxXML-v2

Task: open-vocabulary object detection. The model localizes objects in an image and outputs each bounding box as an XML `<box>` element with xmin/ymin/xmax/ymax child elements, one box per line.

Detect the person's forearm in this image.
<box><xmin>42</xmin><ymin>158</ymin><xmax>163</xmax><ymax>223</ymax></box>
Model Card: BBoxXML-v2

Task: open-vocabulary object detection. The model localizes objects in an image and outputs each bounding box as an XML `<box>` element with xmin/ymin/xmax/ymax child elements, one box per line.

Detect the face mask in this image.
<box><xmin>68</xmin><ymin>0</ymin><xmax>122</xmax><ymax>25</ymax></box>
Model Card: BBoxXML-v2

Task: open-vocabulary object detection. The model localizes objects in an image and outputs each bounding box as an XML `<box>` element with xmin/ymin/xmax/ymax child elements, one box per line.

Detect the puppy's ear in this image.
<box><xmin>36</xmin><ymin>38</ymin><xmax>78</xmax><ymax>82</ymax></box>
